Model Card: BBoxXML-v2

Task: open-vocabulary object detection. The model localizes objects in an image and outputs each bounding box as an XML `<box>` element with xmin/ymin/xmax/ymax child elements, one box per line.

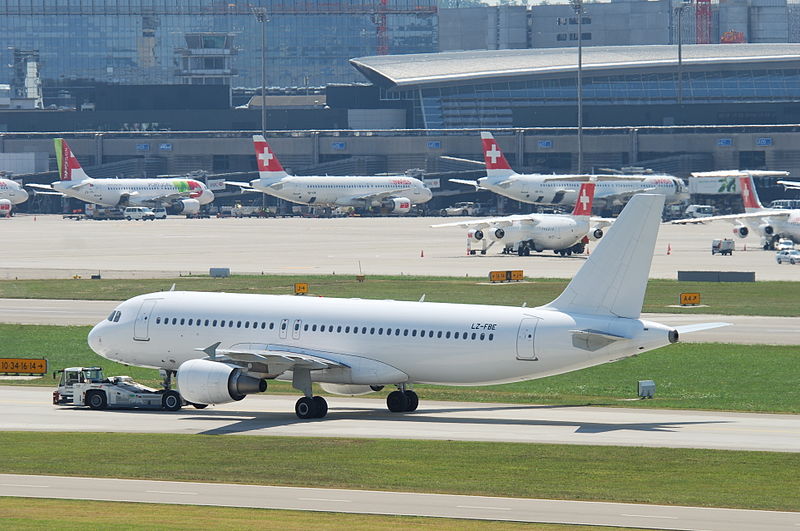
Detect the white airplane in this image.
<box><xmin>88</xmin><ymin>193</ymin><xmax>728</xmax><ymax>419</ymax></box>
<box><xmin>0</xmin><ymin>178</ymin><xmax>29</xmax><ymax>216</ymax></box>
<box><xmin>27</xmin><ymin>139</ymin><xmax>215</xmax><ymax>215</ymax></box>
<box><xmin>450</xmin><ymin>132</ymin><xmax>689</xmax><ymax>210</ymax></box>
<box><xmin>227</xmin><ymin>135</ymin><xmax>432</xmax><ymax>214</ymax></box>
<box><xmin>672</xmin><ymin>171</ymin><xmax>800</xmax><ymax>249</ymax></box>
<box><xmin>433</xmin><ymin>182</ymin><xmax>612</xmax><ymax>256</ymax></box>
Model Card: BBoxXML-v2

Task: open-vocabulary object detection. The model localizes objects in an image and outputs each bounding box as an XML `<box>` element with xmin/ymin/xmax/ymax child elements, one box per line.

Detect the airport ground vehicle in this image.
<box><xmin>711</xmin><ymin>238</ymin><xmax>735</xmax><ymax>255</ymax></box>
<box><xmin>776</xmin><ymin>239</ymin><xmax>795</xmax><ymax>251</ymax></box>
<box><xmin>124</xmin><ymin>206</ymin><xmax>156</xmax><ymax>221</ymax></box>
<box><xmin>440</xmin><ymin>202</ymin><xmax>481</xmax><ymax>216</ymax></box>
<box><xmin>153</xmin><ymin>207</ymin><xmax>167</xmax><ymax>219</ymax></box>
<box><xmin>52</xmin><ymin>366</ymin><xmax>183</xmax><ymax>411</ymax></box>
<box><xmin>686</xmin><ymin>204</ymin><xmax>715</xmax><ymax>218</ymax></box>
<box><xmin>775</xmin><ymin>249</ymin><xmax>800</xmax><ymax>264</ymax></box>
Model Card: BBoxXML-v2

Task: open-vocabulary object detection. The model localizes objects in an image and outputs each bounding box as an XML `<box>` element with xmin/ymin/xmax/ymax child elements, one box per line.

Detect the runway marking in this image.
<box><xmin>621</xmin><ymin>513</ymin><xmax>678</xmax><ymax>519</ymax></box>
<box><xmin>456</xmin><ymin>505</ymin><xmax>511</xmax><ymax>511</ymax></box>
<box><xmin>297</xmin><ymin>497</ymin><xmax>351</xmax><ymax>503</ymax></box>
<box><xmin>0</xmin><ymin>483</ymin><xmax>48</xmax><ymax>488</ymax></box>
<box><xmin>145</xmin><ymin>490</ymin><xmax>197</xmax><ymax>495</ymax></box>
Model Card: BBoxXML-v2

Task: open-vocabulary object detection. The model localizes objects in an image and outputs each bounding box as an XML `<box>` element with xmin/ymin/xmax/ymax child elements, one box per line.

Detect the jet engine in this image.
<box><xmin>319</xmin><ymin>383</ymin><xmax>384</xmax><ymax>396</ymax></box>
<box><xmin>171</xmin><ymin>198</ymin><xmax>200</xmax><ymax>215</ymax></box>
<box><xmin>492</xmin><ymin>228</ymin><xmax>505</xmax><ymax>240</ymax></box>
<box><xmin>381</xmin><ymin>197</ymin><xmax>412</xmax><ymax>214</ymax></box>
<box><xmin>176</xmin><ymin>359</ymin><xmax>266</xmax><ymax>405</ymax></box>
<box><xmin>467</xmin><ymin>229</ymin><xmax>484</xmax><ymax>242</ymax></box>
<box><xmin>589</xmin><ymin>227</ymin><xmax>604</xmax><ymax>241</ymax></box>
<box><xmin>488</xmin><ymin>225</ymin><xmax>525</xmax><ymax>242</ymax></box>
<box><xmin>732</xmin><ymin>225</ymin><xmax>749</xmax><ymax>238</ymax></box>
<box><xmin>0</xmin><ymin>199</ymin><xmax>11</xmax><ymax>217</ymax></box>
<box><xmin>758</xmin><ymin>223</ymin><xmax>774</xmax><ymax>236</ymax></box>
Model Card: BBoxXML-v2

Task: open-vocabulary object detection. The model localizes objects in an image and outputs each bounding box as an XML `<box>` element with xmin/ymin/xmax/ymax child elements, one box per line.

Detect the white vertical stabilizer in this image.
<box><xmin>544</xmin><ymin>193</ymin><xmax>665</xmax><ymax>319</ymax></box>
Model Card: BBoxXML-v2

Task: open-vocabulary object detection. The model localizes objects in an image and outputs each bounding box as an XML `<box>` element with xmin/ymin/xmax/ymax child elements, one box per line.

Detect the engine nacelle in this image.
<box><xmin>493</xmin><ymin>228</ymin><xmax>505</xmax><ymax>240</ymax></box>
<box><xmin>0</xmin><ymin>199</ymin><xmax>11</xmax><ymax>217</ymax></box>
<box><xmin>759</xmin><ymin>223</ymin><xmax>774</xmax><ymax>236</ymax></box>
<box><xmin>733</xmin><ymin>225</ymin><xmax>749</xmax><ymax>238</ymax></box>
<box><xmin>319</xmin><ymin>383</ymin><xmax>382</xmax><ymax>396</ymax></box>
<box><xmin>381</xmin><ymin>197</ymin><xmax>411</xmax><ymax>214</ymax></box>
<box><xmin>176</xmin><ymin>359</ymin><xmax>266</xmax><ymax>405</ymax></box>
<box><xmin>171</xmin><ymin>198</ymin><xmax>200</xmax><ymax>215</ymax></box>
<box><xmin>589</xmin><ymin>227</ymin><xmax>604</xmax><ymax>241</ymax></box>
<box><xmin>488</xmin><ymin>225</ymin><xmax>525</xmax><ymax>242</ymax></box>
<box><xmin>468</xmin><ymin>229</ymin><xmax>484</xmax><ymax>241</ymax></box>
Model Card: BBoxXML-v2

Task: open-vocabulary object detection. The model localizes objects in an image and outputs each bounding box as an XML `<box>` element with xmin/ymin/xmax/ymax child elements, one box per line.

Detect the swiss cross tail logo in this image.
<box><xmin>486</xmin><ymin>144</ymin><xmax>502</xmax><ymax>165</ymax></box>
<box><xmin>258</xmin><ymin>146</ymin><xmax>274</xmax><ymax>168</ymax></box>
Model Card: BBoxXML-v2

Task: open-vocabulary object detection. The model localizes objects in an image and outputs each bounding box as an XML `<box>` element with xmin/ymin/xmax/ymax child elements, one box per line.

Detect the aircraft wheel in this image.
<box><xmin>87</xmin><ymin>390</ymin><xmax>107</xmax><ymax>410</ymax></box>
<box><xmin>295</xmin><ymin>396</ymin><xmax>317</xmax><ymax>419</ymax></box>
<box><xmin>313</xmin><ymin>396</ymin><xmax>328</xmax><ymax>418</ymax></box>
<box><xmin>404</xmin><ymin>390</ymin><xmax>419</xmax><ymax>412</ymax></box>
<box><xmin>387</xmin><ymin>390</ymin><xmax>409</xmax><ymax>412</ymax></box>
<box><xmin>162</xmin><ymin>390</ymin><xmax>182</xmax><ymax>411</ymax></box>
<box><xmin>566</xmin><ymin>250</ymin><xmax>572</xmax><ymax>256</ymax></box>
<box><xmin>191</xmin><ymin>403</ymin><xmax>208</xmax><ymax>409</ymax></box>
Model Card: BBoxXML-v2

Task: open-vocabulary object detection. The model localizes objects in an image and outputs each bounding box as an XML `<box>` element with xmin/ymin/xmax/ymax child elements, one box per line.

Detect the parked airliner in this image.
<box><xmin>27</xmin><ymin>139</ymin><xmax>215</xmax><ymax>215</ymax></box>
<box><xmin>672</xmin><ymin>171</ymin><xmax>800</xmax><ymax>249</ymax></box>
<box><xmin>451</xmin><ymin>132</ymin><xmax>688</xmax><ymax>210</ymax></box>
<box><xmin>228</xmin><ymin>136</ymin><xmax>432</xmax><ymax>214</ymax></box>
<box><xmin>88</xmin><ymin>193</ymin><xmax>727</xmax><ymax>419</ymax></box>
<box><xmin>433</xmin><ymin>182</ymin><xmax>612</xmax><ymax>256</ymax></box>
<box><xmin>0</xmin><ymin>178</ymin><xmax>29</xmax><ymax>216</ymax></box>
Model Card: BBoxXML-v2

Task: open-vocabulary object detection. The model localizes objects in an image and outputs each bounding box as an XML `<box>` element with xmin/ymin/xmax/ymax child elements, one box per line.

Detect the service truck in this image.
<box><xmin>52</xmin><ymin>366</ymin><xmax>184</xmax><ymax>411</ymax></box>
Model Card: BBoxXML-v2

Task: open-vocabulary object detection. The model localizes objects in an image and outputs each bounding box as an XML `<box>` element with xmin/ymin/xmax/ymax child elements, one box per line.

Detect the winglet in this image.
<box><xmin>544</xmin><ymin>193</ymin><xmax>665</xmax><ymax>319</ymax></box>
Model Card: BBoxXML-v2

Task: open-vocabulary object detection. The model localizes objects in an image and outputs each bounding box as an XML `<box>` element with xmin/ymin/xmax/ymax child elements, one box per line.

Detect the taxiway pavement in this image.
<box><xmin>0</xmin><ymin>474</ymin><xmax>796</xmax><ymax>530</ymax></box>
<box><xmin>1</xmin><ymin>214</ymin><xmax>796</xmax><ymax>280</ymax></box>
<box><xmin>1</xmin><ymin>387</ymin><xmax>798</xmax><ymax>452</ymax></box>
<box><xmin>1</xmin><ymin>298</ymin><xmax>796</xmax><ymax>345</ymax></box>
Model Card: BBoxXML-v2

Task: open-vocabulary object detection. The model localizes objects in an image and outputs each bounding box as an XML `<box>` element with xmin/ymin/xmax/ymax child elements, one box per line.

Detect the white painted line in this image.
<box><xmin>297</xmin><ymin>497</ymin><xmax>351</xmax><ymax>503</ymax></box>
<box><xmin>145</xmin><ymin>490</ymin><xmax>197</xmax><ymax>495</ymax></box>
<box><xmin>0</xmin><ymin>483</ymin><xmax>49</xmax><ymax>488</ymax></box>
<box><xmin>621</xmin><ymin>513</ymin><xmax>679</xmax><ymax>519</ymax></box>
<box><xmin>456</xmin><ymin>505</ymin><xmax>511</xmax><ymax>511</ymax></box>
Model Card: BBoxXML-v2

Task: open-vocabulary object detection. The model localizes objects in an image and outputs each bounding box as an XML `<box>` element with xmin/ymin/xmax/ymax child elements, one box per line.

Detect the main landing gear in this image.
<box><xmin>386</xmin><ymin>386</ymin><xmax>418</xmax><ymax>413</ymax></box>
<box><xmin>292</xmin><ymin>368</ymin><xmax>328</xmax><ymax>419</ymax></box>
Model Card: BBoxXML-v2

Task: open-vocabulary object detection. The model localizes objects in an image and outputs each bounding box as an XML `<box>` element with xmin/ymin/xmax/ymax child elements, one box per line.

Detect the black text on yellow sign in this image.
<box><xmin>489</xmin><ymin>270</ymin><xmax>524</xmax><ymax>283</ymax></box>
<box><xmin>680</xmin><ymin>292</ymin><xmax>701</xmax><ymax>306</ymax></box>
<box><xmin>0</xmin><ymin>358</ymin><xmax>48</xmax><ymax>375</ymax></box>
<box><xmin>294</xmin><ymin>283</ymin><xmax>309</xmax><ymax>295</ymax></box>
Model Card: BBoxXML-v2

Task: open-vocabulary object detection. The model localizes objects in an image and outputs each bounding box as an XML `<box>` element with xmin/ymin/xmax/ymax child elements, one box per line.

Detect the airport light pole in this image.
<box><xmin>570</xmin><ymin>0</ymin><xmax>584</xmax><ymax>174</ymax></box>
<box><xmin>252</xmin><ymin>7</ymin><xmax>268</xmax><ymax>138</ymax></box>
<box><xmin>675</xmin><ymin>1</ymin><xmax>689</xmax><ymax>108</ymax></box>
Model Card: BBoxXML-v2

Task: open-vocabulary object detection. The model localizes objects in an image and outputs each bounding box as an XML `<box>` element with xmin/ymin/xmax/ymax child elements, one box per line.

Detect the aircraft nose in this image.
<box><xmin>87</xmin><ymin>322</ymin><xmax>104</xmax><ymax>354</ymax></box>
<box><xmin>20</xmin><ymin>188</ymin><xmax>29</xmax><ymax>202</ymax></box>
<box><xmin>204</xmin><ymin>189</ymin><xmax>215</xmax><ymax>203</ymax></box>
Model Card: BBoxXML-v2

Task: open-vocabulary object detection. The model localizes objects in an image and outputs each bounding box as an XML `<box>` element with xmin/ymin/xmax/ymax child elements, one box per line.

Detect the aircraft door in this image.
<box><xmin>292</xmin><ymin>319</ymin><xmax>302</xmax><ymax>340</ymax></box>
<box><xmin>133</xmin><ymin>299</ymin><xmax>159</xmax><ymax>341</ymax></box>
<box><xmin>516</xmin><ymin>318</ymin><xmax>539</xmax><ymax>361</ymax></box>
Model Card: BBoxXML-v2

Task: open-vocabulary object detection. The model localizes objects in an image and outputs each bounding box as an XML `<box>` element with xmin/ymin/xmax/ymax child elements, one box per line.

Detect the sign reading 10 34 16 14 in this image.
<box><xmin>0</xmin><ymin>358</ymin><xmax>48</xmax><ymax>375</ymax></box>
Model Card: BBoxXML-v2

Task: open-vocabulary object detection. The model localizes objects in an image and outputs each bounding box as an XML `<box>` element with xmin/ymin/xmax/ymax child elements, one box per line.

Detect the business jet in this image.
<box><xmin>88</xmin><ymin>193</ymin><xmax>727</xmax><ymax>419</ymax></box>
<box><xmin>227</xmin><ymin>135</ymin><xmax>432</xmax><ymax>214</ymax></box>
<box><xmin>450</xmin><ymin>132</ymin><xmax>689</xmax><ymax>210</ymax></box>
<box><xmin>0</xmin><ymin>178</ymin><xmax>29</xmax><ymax>216</ymax></box>
<box><xmin>672</xmin><ymin>171</ymin><xmax>800</xmax><ymax>249</ymax></box>
<box><xmin>433</xmin><ymin>182</ymin><xmax>612</xmax><ymax>256</ymax></box>
<box><xmin>27</xmin><ymin>139</ymin><xmax>215</xmax><ymax>215</ymax></box>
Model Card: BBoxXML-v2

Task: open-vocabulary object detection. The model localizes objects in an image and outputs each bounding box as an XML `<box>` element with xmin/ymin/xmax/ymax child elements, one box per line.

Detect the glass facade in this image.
<box><xmin>402</xmin><ymin>68</ymin><xmax>800</xmax><ymax>129</ymax></box>
<box><xmin>0</xmin><ymin>0</ymin><xmax>437</xmax><ymax>88</ymax></box>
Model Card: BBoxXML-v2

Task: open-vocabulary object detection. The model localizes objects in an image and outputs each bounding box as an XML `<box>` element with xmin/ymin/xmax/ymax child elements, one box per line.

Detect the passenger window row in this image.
<box><xmin>153</xmin><ymin>316</ymin><xmax>494</xmax><ymax>342</ymax></box>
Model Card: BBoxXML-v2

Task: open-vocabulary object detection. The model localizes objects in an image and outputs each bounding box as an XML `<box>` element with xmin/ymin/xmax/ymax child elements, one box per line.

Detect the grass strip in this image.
<box><xmin>0</xmin><ymin>498</ymin><xmax>594</xmax><ymax>531</ymax></box>
<box><xmin>0</xmin><ymin>432</ymin><xmax>797</xmax><ymax>512</ymax></box>
<box><xmin>2</xmin><ymin>324</ymin><xmax>798</xmax><ymax>413</ymax></box>
<box><xmin>0</xmin><ymin>275</ymin><xmax>798</xmax><ymax>316</ymax></box>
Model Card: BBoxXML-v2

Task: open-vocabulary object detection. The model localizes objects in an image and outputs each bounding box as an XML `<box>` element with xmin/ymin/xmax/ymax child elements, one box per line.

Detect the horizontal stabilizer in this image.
<box><xmin>449</xmin><ymin>178</ymin><xmax>481</xmax><ymax>189</ymax></box>
<box><xmin>225</xmin><ymin>181</ymin><xmax>254</xmax><ymax>189</ymax></box>
<box><xmin>570</xmin><ymin>329</ymin><xmax>629</xmax><ymax>352</ymax></box>
<box><xmin>675</xmin><ymin>322</ymin><xmax>731</xmax><ymax>334</ymax></box>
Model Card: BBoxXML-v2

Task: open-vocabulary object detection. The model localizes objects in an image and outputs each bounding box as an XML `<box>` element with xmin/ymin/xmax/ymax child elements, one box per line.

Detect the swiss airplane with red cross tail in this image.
<box><xmin>450</xmin><ymin>132</ymin><xmax>689</xmax><ymax>210</ymax></box>
<box><xmin>433</xmin><ymin>181</ymin><xmax>614</xmax><ymax>256</ymax></box>
<box><xmin>671</xmin><ymin>171</ymin><xmax>800</xmax><ymax>249</ymax></box>
<box><xmin>227</xmin><ymin>135</ymin><xmax>432</xmax><ymax>213</ymax></box>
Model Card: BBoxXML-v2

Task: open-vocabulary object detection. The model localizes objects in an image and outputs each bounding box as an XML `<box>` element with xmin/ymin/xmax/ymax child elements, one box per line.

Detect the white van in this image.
<box><xmin>123</xmin><ymin>207</ymin><xmax>156</xmax><ymax>221</ymax></box>
<box><xmin>685</xmin><ymin>204</ymin><xmax>715</xmax><ymax>218</ymax></box>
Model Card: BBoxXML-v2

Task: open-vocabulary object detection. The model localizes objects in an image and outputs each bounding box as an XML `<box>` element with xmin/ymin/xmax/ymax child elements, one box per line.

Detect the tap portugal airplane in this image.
<box><xmin>88</xmin><ymin>194</ymin><xmax>727</xmax><ymax>419</ymax></box>
<box><xmin>0</xmin><ymin>178</ymin><xmax>29</xmax><ymax>216</ymax></box>
<box><xmin>27</xmin><ymin>139</ymin><xmax>215</xmax><ymax>215</ymax></box>
<box><xmin>227</xmin><ymin>136</ymin><xmax>433</xmax><ymax>214</ymax></box>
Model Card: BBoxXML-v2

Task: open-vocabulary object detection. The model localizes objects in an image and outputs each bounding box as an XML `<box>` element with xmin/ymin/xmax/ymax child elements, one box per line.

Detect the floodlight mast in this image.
<box><xmin>570</xmin><ymin>0</ymin><xmax>584</xmax><ymax>174</ymax></box>
<box><xmin>252</xmin><ymin>7</ymin><xmax>268</xmax><ymax>139</ymax></box>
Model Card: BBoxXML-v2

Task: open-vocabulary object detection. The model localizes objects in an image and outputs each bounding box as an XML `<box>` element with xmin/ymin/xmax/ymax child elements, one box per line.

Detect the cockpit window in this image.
<box><xmin>107</xmin><ymin>311</ymin><xmax>121</xmax><ymax>322</ymax></box>
<box><xmin>107</xmin><ymin>312</ymin><xmax>116</xmax><ymax>322</ymax></box>
<box><xmin>114</xmin><ymin>311</ymin><xmax>121</xmax><ymax>322</ymax></box>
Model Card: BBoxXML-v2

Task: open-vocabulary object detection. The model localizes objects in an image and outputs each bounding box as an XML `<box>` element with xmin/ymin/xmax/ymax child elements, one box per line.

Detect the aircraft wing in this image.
<box><xmin>595</xmin><ymin>186</ymin><xmax>656</xmax><ymax>202</ymax></box>
<box><xmin>197</xmin><ymin>342</ymin><xmax>348</xmax><ymax>377</ymax></box>
<box><xmin>225</xmin><ymin>180</ymin><xmax>255</xmax><ymax>189</ymax></box>
<box><xmin>350</xmin><ymin>187</ymin><xmax>415</xmax><ymax>202</ymax></box>
<box><xmin>540</xmin><ymin>174</ymin><xmax>648</xmax><ymax>182</ymax></box>
<box><xmin>449</xmin><ymin>178</ymin><xmax>481</xmax><ymax>189</ymax></box>
<box><xmin>26</xmin><ymin>183</ymin><xmax>57</xmax><ymax>191</ymax></box>
<box><xmin>431</xmin><ymin>214</ymin><xmax>538</xmax><ymax>229</ymax></box>
<box><xmin>670</xmin><ymin>211</ymin><xmax>790</xmax><ymax>225</ymax></box>
<box><xmin>589</xmin><ymin>216</ymin><xmax>615</xmax><ymax>228</ymax></box>
<box><xmin>776</xmin><ymin>180</ymin><xmax>800</xmax><ymax>190</ymax></box>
